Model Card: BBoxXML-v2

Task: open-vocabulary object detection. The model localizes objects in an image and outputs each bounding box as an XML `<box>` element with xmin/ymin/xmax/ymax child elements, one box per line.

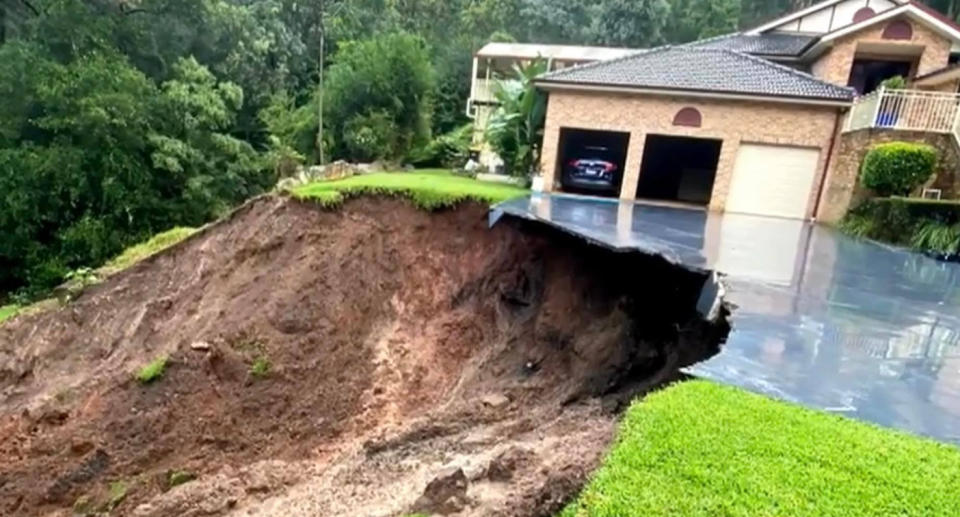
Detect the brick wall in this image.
<box><xmin>540</xmin><ymin>90</ymin><xmax>841</xmax><ymax>217</ymax></box>
<box><xmin>817</xmin><ymin>128</ymin><xmax>960</xmax><ymax>223</ymax></box>
<box><xmin>810</xmin><ymin>17</ymin><xmax>953</xmax><ymax>86</ymax></box>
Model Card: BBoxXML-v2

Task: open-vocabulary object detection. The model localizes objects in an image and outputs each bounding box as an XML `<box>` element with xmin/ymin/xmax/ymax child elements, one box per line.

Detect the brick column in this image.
<box><xmin>539</xmin><ymin>124</ymin><xmax>560</xmax><ymax>192</ymax></box>
<box><xmin>619</xmin><ymin>131</ymin><xmax>646</xmax><ymax>201</ymax></box>
<box><xmin>708</xmin><ymin>138</ymin><xmax>740</xmax><ymax>211</ymax></box>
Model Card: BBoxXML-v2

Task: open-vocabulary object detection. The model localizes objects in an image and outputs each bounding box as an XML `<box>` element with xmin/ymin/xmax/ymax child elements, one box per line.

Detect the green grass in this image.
<box><xmin>168</xmin><ymin>470</ymin><xmax>196</xmax><ymax>488</ymax></box>
<box><xmin>290</xmin><ymin>169</ymin><xmax>529</xmax><ymax>210</ymax></box>
<box><xmin>102</xmin><ymin>226</ymin><xmax>198</xmax><ymax>276</ymax></box>
<box><xmin>136</xmin><ymin>356</ymin><xmax>168</xmax><ymax>384</ymax></box>
<box><xmin>250</xmin><ymin>356</ymin><xmax>271</xmax><ymax>378</ymax></box>
<box><xmin>0</xmin><ymin>304</ymin><xmax>19</xmax><ymax>324</ymax></box>
<box><xmin>561</xmin><ymin>380</ymin><xmax>960</xmax><ymax>517</ymax></box>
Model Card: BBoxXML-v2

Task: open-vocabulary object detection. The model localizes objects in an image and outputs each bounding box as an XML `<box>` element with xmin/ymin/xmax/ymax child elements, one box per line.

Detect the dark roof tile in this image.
<box><xmin>690</xmin><ymin>32</ymin><xmax>819</xmax><ymax>56</ymax></box>
<box><xmin>536</xmin><ymin>46</ymin><xmax>854</xmax><ymax>102</ymax></box>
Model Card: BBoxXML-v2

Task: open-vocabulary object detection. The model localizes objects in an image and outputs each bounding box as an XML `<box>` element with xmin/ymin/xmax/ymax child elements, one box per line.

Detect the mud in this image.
<box><xmin>0</xmin><ymin>196</ymin><xmax>727</xmax><ymax>516</ymax></box>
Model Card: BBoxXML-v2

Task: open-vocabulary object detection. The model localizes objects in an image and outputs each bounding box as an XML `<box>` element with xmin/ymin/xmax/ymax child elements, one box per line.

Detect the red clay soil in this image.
<box><xmin>0</xmin><ymin>196</ymin><xmax>726</xmax><ymax>517</ymax></box>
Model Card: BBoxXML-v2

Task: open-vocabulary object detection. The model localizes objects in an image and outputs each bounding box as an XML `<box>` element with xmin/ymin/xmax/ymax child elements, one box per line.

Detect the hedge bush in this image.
<box><xmin>860</xmin><ymin>142</ymin><xmax>937</xmax><ymax>196</ymax></box>
<box><xmin>841</xmin><ymin>197</ymin><xmax>960</xmax><ymax>255</ymax></box>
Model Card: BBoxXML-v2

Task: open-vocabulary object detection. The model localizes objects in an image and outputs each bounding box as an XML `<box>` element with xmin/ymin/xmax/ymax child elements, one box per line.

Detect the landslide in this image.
<box><xmin>0</xmin><ymin>196</ymin><xmax>727</xmax><ymax>517</ymax></box>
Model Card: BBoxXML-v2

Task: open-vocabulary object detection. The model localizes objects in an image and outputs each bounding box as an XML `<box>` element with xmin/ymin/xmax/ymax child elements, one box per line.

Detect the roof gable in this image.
<box><xmin>748</xmin><ymin>0</ymin><xmax>904</xmax><ymax>35</ymax></box>
<box><xmin>535</xmin><ymin>46</ymin><xmax>854</xmax><ymax>103</ymax></box>
<box><xmin>811</xmin><ymin>3</ymin><xmax>960</xmax><ymax>47</ymax></box>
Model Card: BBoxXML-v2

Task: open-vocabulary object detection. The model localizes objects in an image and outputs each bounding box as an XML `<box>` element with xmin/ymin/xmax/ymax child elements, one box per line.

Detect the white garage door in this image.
<box><xmin>725</xmin><ymin>143</ymin><xmax>820</xmax><ymax>219</ymax></box>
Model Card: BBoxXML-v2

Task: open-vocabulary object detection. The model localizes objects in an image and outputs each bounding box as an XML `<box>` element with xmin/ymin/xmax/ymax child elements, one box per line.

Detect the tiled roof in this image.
<box><xmin>536</xmin><ymin>46</ymin><xmax>854</xmax><ymax>102</ymax></box>
<box><xmin>690</xmin><ymin>32</ymin><xmax>819</xmax><ymax>56</ymax></box>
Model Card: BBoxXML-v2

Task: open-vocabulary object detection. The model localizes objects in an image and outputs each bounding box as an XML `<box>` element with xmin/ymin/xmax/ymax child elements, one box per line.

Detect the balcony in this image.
<box><xmin>845</xmin><ymin>87</ymin><xmax>960</xmax><ymax>142</ymax></box>
<box><xmin>471</xmin><ymin>78</ymin><xmax>498</xmax><ymax>104</ymax></box>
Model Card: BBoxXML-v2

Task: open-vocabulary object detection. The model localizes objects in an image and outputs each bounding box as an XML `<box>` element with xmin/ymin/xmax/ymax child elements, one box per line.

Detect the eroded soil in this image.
<box><xmin>0</xmin><ymin>196</ymin><xmax>727</xmax><ymax>517</ymax></box>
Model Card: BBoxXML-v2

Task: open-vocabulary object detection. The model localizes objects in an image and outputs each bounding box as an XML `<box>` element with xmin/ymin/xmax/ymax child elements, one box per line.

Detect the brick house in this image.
<box><xmin>534</xmin><ymin>0</ymin><xmax>960</xmax><ymax>221</ymax></box>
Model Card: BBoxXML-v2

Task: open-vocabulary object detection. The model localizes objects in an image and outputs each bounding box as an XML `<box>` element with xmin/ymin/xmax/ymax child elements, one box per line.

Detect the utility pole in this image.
<box><xmin>316</xmin><ymin>0</ymin><xmax>326</xmax><ymax>165</ymax></box>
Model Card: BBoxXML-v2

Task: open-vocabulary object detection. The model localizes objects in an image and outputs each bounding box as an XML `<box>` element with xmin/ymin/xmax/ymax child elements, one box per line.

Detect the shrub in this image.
<box><xmin>343</xmin><ymin>112</ymin><xmax>398</xmax><ymax>162</ymax></box>
<box><xmin>860</xmin><ymin>142</ymin><xmax>937</xmax><ymax>196</ymax></box>
<box><xmin>880</xmin><ymin>75</ymin><xmax>907</xmax><ymax>89</ymax></box>
<box><xmin>841</xmin><ymin>198</ymin><xmax>960</xmax><ymax>255</ymax></box>
<box><xmin>408</xmin><ymin>124</ymin><xmax>473</xmax><ymax>168</ymax></box>
<box><xmin>912</xmin><ymin>221</ymin><xmax>960</xmax><ymax>254</ymax></box>
<box><xmin>137</xmin><ymin>356</ymin><xmax>168</xmax><ymax>384</ymax></box>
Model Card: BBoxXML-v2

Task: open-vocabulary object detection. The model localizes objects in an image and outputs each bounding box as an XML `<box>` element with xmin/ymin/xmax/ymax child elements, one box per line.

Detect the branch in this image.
<box><xmin>19</xmin><ymin>0</ymin><xmax>39</xmax><ymax>16</ymax></box>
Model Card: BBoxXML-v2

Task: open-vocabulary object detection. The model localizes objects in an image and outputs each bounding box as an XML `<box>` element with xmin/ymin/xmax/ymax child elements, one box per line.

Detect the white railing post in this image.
<box><xmin>953</xmin><ymin>102</ymin><xmax>960</xmax><ymax>146</ymax></box>
<box><xmin>872</xmin><ymin>86</ymin><xmax>885</xmax><ymax>128</ymax></box>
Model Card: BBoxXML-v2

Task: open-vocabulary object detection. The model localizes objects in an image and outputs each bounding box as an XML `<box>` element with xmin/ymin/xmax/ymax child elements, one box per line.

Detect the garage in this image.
<box><xmin>725</xmin><ymin>143</ymin><xmax>821</xmax><ymax>219</ymax></box>
<box><xmin>635</xmin><ymin>135</ymin><xmax>722</xmax><ymax>205</ymax></box>
<box><xmin>556</xmin><ymin>128</ymin><xmax>630</xmax><ymax>198</ymax></box>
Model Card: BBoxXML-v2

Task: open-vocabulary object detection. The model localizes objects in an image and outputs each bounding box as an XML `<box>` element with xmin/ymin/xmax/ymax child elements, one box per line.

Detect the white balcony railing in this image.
<box><xmin>471</xmin><ymin>78</ymin><xmax>498</xmax><ymax>104</ymax></box>
<box><xmin>845</xmin><ymin>87</ymin><xmax>960</xmax><ymax>144</ymax></box>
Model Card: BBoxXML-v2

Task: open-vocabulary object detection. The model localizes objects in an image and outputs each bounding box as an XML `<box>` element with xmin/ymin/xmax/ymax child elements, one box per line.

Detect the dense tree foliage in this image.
<box><xmin>1</xmin><ymin>0</ymin><xmax>958</xmax><ymax>294</ymax></box>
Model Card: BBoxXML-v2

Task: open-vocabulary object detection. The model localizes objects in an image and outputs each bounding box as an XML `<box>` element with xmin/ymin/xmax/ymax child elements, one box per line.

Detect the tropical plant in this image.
<box><xmin>485</xmin><ymin>59</ymin><xmax>548</xmax><ymax>177</ymax></box>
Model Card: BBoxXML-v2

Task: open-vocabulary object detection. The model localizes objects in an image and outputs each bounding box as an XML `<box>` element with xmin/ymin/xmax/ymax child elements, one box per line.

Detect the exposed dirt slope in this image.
<box><xmin>0</xmin><ymin>196</ymin><xmax>726</xmax><ymax>517</ymax></box>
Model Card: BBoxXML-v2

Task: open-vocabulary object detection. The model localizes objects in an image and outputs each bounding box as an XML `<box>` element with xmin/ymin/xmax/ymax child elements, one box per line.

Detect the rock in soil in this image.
<box><xmin>0</xmin><ymin>196</ymin><xmax>727</xmax><ymax>516</ymax></box>
<box><xmin>411</xmin><ymin>466</ymin><xmax>470</xmax><ymax>515</ymax></box>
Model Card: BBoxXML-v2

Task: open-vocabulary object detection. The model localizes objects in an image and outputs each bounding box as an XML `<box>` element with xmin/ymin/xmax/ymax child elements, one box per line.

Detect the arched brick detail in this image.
<box><xmin>852</xmin><ymin>7</ymin><xmax>875</xmax><ymax>23</ymax></box>
<box><xmin>882</xmin><ymin>20</ymin><xmax>913</xmax><ymax>40</ymax></box>
<box><xmin>673</xmin><ymin>107</ymin><xmax>702</xmax><ymax>127</ymax></box>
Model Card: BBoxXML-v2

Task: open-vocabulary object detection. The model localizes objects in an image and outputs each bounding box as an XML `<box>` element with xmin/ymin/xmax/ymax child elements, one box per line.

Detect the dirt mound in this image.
<box><xmin>0</xmin><ymin>196</ymin><xmax>727</xmax><ymax>516</ymax></box>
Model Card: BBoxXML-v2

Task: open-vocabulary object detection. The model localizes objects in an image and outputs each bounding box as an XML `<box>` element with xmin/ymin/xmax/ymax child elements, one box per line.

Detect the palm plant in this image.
<box><xmin>485</xmin><ymin>59</ymin><xmax>548</xmax><ymax>177</ymax></box>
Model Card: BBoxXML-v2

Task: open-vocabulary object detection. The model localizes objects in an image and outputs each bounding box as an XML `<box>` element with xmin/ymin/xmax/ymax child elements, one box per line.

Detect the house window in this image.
<box><xmin>852</xmin><ymin>7</ymin><xmax>875</xmax><ymax>23</ymax></box>
<box><xmin>847</xmin><ymin>58</ymin><xmax>914</xmax><ymax>94</ymax></box>
<box><xmin>673</xmin><ymin>107</ymin><xmax>702</xmax><ymax>128</ymax></box>
<box><xmin>882</xmin><ymin>20</ymin><xmax>913</xmax><ymax>40</ymax></box>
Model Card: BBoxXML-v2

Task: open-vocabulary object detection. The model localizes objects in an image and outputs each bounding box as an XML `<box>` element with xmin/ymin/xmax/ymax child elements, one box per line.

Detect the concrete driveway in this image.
<box><xmin>495</xmin><ymin>193</ymin><xmax>960</xmax><ymax>444</ymax></box>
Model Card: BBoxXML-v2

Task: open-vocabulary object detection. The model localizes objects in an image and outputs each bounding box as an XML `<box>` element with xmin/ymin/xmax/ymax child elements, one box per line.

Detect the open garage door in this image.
<box><xmin>636</xmin><ymin>135</ymin><xmax>721</xmax><ymax>205</ymax></box>
<box><xmin>557</xmin><ymin>128</ymin><xmax>630</xmax><ymax>198</ymax></box>
<box><xmin>726</xmin><ymin>143</ymin><xmax>820</xmax><ymax>219</ymax></box>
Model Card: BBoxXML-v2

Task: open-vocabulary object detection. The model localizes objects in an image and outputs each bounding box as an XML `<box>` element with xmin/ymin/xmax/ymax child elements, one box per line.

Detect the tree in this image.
<box><xmin>149</xmin><ymin>57</ymin><xmax>272</xmax><ymax>222</ymax></box>
<box><xmin>589</xmin><ymin>0</ymin><xmax>672</xmax><ymax>48</ymax></box>
<box><xmin>486</xmin><ymin>59</ymin><xmax>548</xmax><ymax>177</ymax></box>
<box><xmin>667</xmin><ymin>0</ymin><xmax>741</xmax><ymax>42</ymax></box>
<box><xmin>324</xmin><ymin>32</ymin><xmax>436</xmax><ymax>161</ymax></box>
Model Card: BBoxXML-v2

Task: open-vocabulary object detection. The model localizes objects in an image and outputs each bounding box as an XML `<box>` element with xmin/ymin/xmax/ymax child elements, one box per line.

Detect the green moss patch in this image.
<box><xmin>561</xmin><ymin>380</ymin><xmax>960</xmax><ymax>517</ymax></box>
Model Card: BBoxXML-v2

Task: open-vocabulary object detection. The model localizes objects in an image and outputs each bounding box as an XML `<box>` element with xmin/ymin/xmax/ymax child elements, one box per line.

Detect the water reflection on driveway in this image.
<box><xmin>496</xmin><ymin>193</ymin><xmax>960</xmax><ymax>444</ymax></box>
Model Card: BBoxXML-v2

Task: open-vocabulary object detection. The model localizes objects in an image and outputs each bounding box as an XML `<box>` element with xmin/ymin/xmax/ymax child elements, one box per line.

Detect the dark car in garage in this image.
<box><xmin>563</xmin><ymin>146</ymin><xmax>621</xmax><ymax>193</ymax></box>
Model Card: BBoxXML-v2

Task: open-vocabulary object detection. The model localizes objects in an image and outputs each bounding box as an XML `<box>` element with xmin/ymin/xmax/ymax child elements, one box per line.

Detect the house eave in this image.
<box><xmin>534</xmin><ymin>80</ymin><xmax>854</xmax><ymax>108</ymax></box>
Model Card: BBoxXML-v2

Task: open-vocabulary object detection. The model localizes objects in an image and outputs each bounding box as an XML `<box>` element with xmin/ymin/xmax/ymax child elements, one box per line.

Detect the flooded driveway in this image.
<box><xmin>495</xmin><ymin>193</ymin><xmax>960</xmax><ymax>444</ymax></box>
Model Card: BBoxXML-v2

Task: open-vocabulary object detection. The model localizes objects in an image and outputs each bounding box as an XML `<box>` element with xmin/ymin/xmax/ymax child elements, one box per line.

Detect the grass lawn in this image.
<box><xmin>100</xmin><ymin>226</ymin><xmax>198</xmax><ymax>276</ymax></box>
<box><xmin>0</xmin><ymin>304</ymin><xmax>18</xmax><ymax>324</ymax></box>
<box><xmin>290</xmin><ymin>169</ymin><xmax>529</xmax><ymax>209</ymax></box>
<box><xmin>561</xmin><ymin>380</ymin><xmax>960</xmax><ymax>517</ymax></box>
